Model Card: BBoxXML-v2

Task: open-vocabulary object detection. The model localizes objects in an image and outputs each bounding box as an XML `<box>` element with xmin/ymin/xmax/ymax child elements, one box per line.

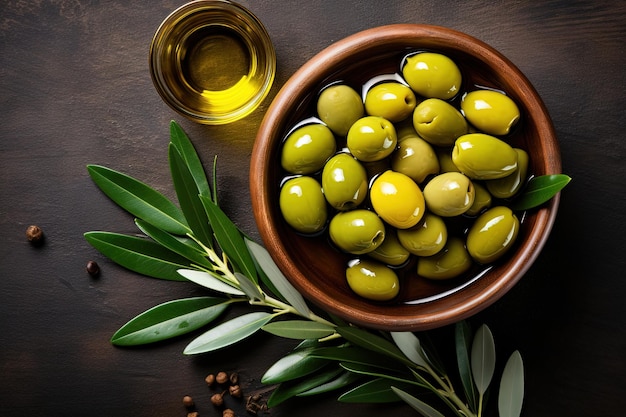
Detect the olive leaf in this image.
<box><xmin>183</xmin><ymin>311</ymin><xmax>273</xmax><ymax>355</ymax></box>
<box><xmin>310</xmin><ymin>345</ymin><xmax>409</xmax><ymax>373</ymax></box>
<box><xmin>297</xmin><ymin>371</ymin><xmax>362</xmax><ymax>397</ymax></box>
<box><xmin>471</xmin><ymin>324</ymin><xmax>496</xmax><ymax>395</ymax></box>
<box><xmin>498</xmin><ymin>350</ymin><xmax>524</xmax><ymax>417</ymax></box>
<box><xmin>234</xmin><ymin>272</ymin><xmax>264</xmax><ymax>301</ymax></box>
<box><xmin>267</xmin><ymin>366</ymin><xmax>344</xmax><ymax>408</ymax></box>
<box><xmin>176</xmin><ymin>269</ymin><xmax>245</xmax><ymax>296</ymax></box>
<box><xmin>86</xmin><ymin>164</ymin><xmax>189</xmax><ymax>235</ymax></box>
<box><xmin>391</xmin><ymin>386</ymin><xmax>446</xmax><ymax>417</ymax></box>
<box><xmin>111</xmin><ymin>297</ymin><xmax>230</xmax><ymax>346</ymax></box>
<box><xmin>262</xmin><ymin>320</ymin><xmax>336</xmax><ymax>339</ymax></box>
<box><xmin>245</xmin><ymin>238</ymin><xmax>311</xmax><ymax>316</ymax></box>
<box><xmin>337</xmin><ymin>326</ymin><xmax>414</xmax><ymax>367</ymax></box>
<box><xmin>169</xmin><ymin>143</ymin><xmax>213</xmax><ymax>247</ymax></box>
<box><xmin>391</xmin><ymin>331</ymin><xmax>429</xmax><ymax>368</ymax></box>
<box><xmin>84</xmin><ymin>231</ymin><xmax>189</xmax><ymax>280</ymax></box>
<box><xmin>339</xmin><ymin>362</ymin><xmax>421</xmax><ymax>387</ymax></box>
<box><xmin>455</xmin><ymin>321</ymin><xmax>478</xmax><ymax>412</ymax></box>
<box><xmin>339</xmin><ymin>378</ymin><xmax>422</xmax><ymax>404</ymax></box>
<box><xmin>199</xmin><ymin>196</ymin><xmax>258</xmax><ymax>283</ymax></box>
<box><xmin>262</xmin><ymin>345</ymin><xmax>330</xmax><ymax>384</ymax></box>
<box><xmin>169</xmin><ymin>120</ymin><xmax>212</xmax><ymax>198</ymax></box>
<box><xmin>134</xmin><ymin>219</ymin><xmax>213</xmax><ymax>270</ymax></box>
<box><xmin>510</xmin><ymin>174</ymin><xmax>571</xmax><ymax>211</ymax></box>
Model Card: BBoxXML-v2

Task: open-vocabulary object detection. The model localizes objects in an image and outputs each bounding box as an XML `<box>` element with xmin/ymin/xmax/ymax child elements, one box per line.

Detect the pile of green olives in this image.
<box><xmin>278</xmin><ymin>51</ymin><xmax>528</xmax><ymax>302</ymax></box>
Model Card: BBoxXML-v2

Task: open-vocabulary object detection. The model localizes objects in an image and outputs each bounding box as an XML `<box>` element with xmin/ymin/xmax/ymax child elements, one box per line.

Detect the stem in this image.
<box><xmin>190</xmin><ymin>232</ymin><xmax>338</xmax><ymax>330</ymax></box>
<box><xmin>416</xmin><ymin>363</ymin><xmax>476</xmax><ymax>417</ymax></box>
<box><xmin>477</xmin><ymin>393</ymin><xmax>484</xmax><ymax>417</ymax></box>
<box><xmin>256</xmin><ymin>293</ymin><xmax>337</xmax><ymax>328</ymax></box>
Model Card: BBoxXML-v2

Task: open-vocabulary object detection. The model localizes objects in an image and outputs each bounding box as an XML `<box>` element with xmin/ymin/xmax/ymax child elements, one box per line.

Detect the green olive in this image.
<box><xmin>347</xmin><ymin>116</ymin><xmax>398</xmax><ymax>162</ymax></box>
<box><xmin>465</xmin><ymin>182</ymin><xmax>492</xmax><ymax>217</ymax></box>
<box><xmin>461</xmin><ymin>90</ymin><xmax>520</xmax><ymax>136</ymax></box>
<box><xmin>329</xmin><ymin>209</ymin><xmax>385</xmax><ymax>255</ymax></box>
<box><xmin>322</xmin><ymin>153</ymin><xmax>368</xmax><ymax>211</ymax></box>
<box><xmin>436</xmin><ymin>148</ymin><xmax>460</xmax><ymax>173</ymax></box>
<box><xmin>413</xmin><ymin>98</ymin><xmax>468</xmax><ymax>146</ymax></box>
<box><xmin>281</xmin><ymin>124</ymin><xmax>336</xmax><ymax>174</ymax></box>
<box><xmin>394</xmin><ymin>118</ymin><xmax>421</xmax><ymax>142</ymax></box>
<box><xmin>368</xmin><ymin>227</ymin><xmax>411</xmax><ymax>266</ymax></box>
<box><xmin>397</xmin><ymin>213</ymin><xmax>447</xmax><ymax>257</ymax></box>
<box><xmin>346</xmin><ymin>259</ymin><xmax>399</xmax><ymax>301</ymax></box>
<box><xmin>486</xmin><ymin>148</ymin><xmax>529</xmax><ymax>199</ymax></box>
<box><xmin>317</xmin><ymin>84</ymin><xmax>364</xmax><ymax>137</ymax></box>
<box><xmin>370</xmin><ymin>170</ymin><xmax>426</xmax><ymax>229</ymax></box>
<box><xmin>279</xmin><ymin>176</ymin><xmax>327</xmax><ymax>234</ymax></box>
<box><xmin>391</xmin><ymin>136</ymin><xmax>440</xmax><ymax>184</ymax></box>
<box><xmin>423</xmin><ymin>172</ymin><xmax>475</xmax><ymax>217</ymax></box>
<box><xmin>452</xmin><ymin>133</ymin><xmax>518</xmax><ymax>180</ymax></box>
<box><xmin>364</xmin><ymin>82</ymin><xmax>417</xmax><ymax>122</ymax></box>
<box><xmin>402</xmin><ymin>52</ymin><xmax>462</xmax><ymax>100</ymax></box>
<box><xmin>417</xmin><ymin>237</ymin><xmax>472</xmax><ymax>280</ymax></box>
<box><xmin>466</xmin><ymin>206</ymin><xmax>520</xmax><ymax>264</ymax></box>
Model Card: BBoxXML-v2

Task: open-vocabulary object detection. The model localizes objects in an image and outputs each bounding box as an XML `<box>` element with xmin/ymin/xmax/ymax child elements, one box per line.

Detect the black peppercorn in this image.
<box><xmin>86</xmin><ymin>260</ymin><xmax>100</xmax><ymax>276</ymax></box>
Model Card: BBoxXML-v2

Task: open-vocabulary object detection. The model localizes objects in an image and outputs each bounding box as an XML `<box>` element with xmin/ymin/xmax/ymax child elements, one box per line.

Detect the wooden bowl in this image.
<box><xmin>250</xmin><ymin>24</ymin><xmax>561</xmax><ymax>331</ymax></box>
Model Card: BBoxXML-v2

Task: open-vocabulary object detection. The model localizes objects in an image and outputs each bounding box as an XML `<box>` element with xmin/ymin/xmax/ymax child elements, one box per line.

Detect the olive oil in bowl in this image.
<box><xmin>150</xmin><ymin>0</ymin><xmax>276</xmax><ymax>124</ymax></box>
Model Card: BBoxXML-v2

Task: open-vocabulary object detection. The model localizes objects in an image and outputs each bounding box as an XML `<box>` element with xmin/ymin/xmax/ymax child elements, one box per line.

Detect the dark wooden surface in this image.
<box><xmin>1</xmin><ymin>1</ymin><xmax>624</xmax><ymax>416</ymax></box>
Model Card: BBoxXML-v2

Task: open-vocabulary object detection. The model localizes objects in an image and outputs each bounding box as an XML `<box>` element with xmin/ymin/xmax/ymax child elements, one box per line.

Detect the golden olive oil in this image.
<box><xmin>181</xmin><ymin>27</ymin><xmax>250</xmax><ymax>92</ymax></box>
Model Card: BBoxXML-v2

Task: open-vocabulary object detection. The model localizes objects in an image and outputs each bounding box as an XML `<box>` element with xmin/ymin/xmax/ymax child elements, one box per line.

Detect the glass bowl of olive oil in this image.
<box><xmin>150</xmin><ymin>0</ymin><xmax>276</xmax><ymax>124</ymax></box>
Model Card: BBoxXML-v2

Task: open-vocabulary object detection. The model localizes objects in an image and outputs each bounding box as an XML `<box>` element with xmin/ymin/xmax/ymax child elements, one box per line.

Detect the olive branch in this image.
<box><xmin>85</xmin><ymin>121</ymin><xmax>567</xmax><ymax>417</ymax></box>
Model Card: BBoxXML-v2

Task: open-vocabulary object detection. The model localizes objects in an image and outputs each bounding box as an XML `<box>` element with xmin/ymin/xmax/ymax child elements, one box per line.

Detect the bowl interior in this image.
<box><xmin>251</xmin><ymin>24</ymin><xmax>560</xmax><ymax>331</ymax></box>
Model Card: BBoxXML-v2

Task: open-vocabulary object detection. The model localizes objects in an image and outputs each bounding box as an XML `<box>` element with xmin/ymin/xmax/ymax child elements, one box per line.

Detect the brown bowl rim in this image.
<box><xmin>250</xmin><ymin>24</ymin><xmax>561</xmax><ymax>331</ymax></box>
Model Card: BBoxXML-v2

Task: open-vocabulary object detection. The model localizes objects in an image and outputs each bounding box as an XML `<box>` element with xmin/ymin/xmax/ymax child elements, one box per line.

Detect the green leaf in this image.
<box><xmin>262</xmin><ymin>346</ymin><xmax>330</xmax><ymax>384</ymax></box>
<box><xmin>339</xmin><ymin>378</ymin><xmax>421</xmax><ymax>404</ymax></box>
<box><xmin>110</xmin><ymin>296</ymin><xmax>230</xmax><ymax>346</ymax></box>
<box><xmin>262</xmin><ymin>320</ymin><xmax>336</xmax><ymax>339</ymax></box>
<box><xmin>310</xmin><ymin>345</ymin><xmax>408</xmax><ymax>372</ymax></box>
<box><xmin>234</xmin><ymin>272</ymin><xmax>263</xmax><ymax>301</ymax></box>
<box><xmin>134</xmin><ymin>219</ymin><xmax>213</xmax><ymax>269</ymax></box>
<box><xmin>339</xmin><ymin>362</ymin><xmax>421</xmax><ymax>388</ymax></box>
<box><xmin>168</xmin><ymin>143</ymin><xmax>213</xmax><ymax>247</ymax></box>
<box><xmin>169</xmin><ymin>120</ymin><xmax>212</xmax><ymax>197</ymax></box>
<box><xmin>177</xmin><ymin>269</ymin><xmax>245</xmax><ymax>296</ymax></box>
<box><xmin>390</xmin><ymin>386</ymin><xmax>446</xmax><ymax>417</ymax></box>
<box><xmin>267</xmin><ymin>366</ymin><xmax>343</xmax><ymax>407</ymax></box>
<box><xmin>84</xmin><ymin>231</ymin><xmax>189</xmax><ymax>280</ymax></box>
<box><xmin>337</xmin><ymin>326</ymin><xmax>413</xmax><ymax>367</ymax></box>
<box><xmin>498</xmin><ymin>350</ymin><xmax>524</xmax><ymax>417</ymax></box>
<box><xmin>200</xmin><ymin>196</ymin><xmax>258</xmax><ymax>283</ymax></box>
<box><xmin>211</xmin><ymin>155</ymin><xmax>219</xmax><ymax>204</ymax></box>
<box><xmin>471</xmin><ymin>324</ymin><xmax>496</xmax><ymax>395</ymax></box>
<box><xmin>390</xmin><ymin>332</ymin><xmax>429</xmax><ymax>368</ymax></box>
<box><xmin>183</xmin><ymin>311</ymin><xmax>272</xmax><ymax>354</ymax></box>
<box><xmin>510</xmin><ymin>174</ymin><xmax>571</xmax><ymax>211</ymax></box>
<box><xmin>245</xmin><ymin>238</ymin><xmax>311</xmax><ymax>316</ymax></box>
<box><xmin>87</xmin><ymin>164</ymin><xmax>189</xmax><ymax>235</ymax></box>
<box><xmin>297</xmin><ymin>371</ymin><xmax>362</xmax><ymax>397</ymax></box>
<box><xmin>455</xmin><ymin>321</ymin><xmax>478</xmax><ymax>412</ymax></box>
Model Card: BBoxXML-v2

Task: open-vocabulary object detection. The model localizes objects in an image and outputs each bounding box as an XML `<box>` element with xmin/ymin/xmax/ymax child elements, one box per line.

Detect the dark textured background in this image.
<box><xmin>1</xmin><ymin>1</ymin><xmax>624</xmax><ymax>416</ymax></box>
